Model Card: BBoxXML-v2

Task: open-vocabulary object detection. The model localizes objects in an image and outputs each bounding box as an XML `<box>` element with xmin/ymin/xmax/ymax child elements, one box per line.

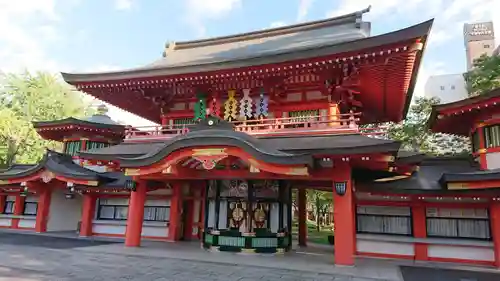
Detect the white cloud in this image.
<box><xmin>327</xmin><ymin>0</ymin><xmax>499</xmax><ymax>47</ymax></box>
<box><xmin>297</xmin><ymin>0</ymin><xmax>314</xmax><ymax>22</ymax></box>
<box><xmin>114</xmin><ymin>0</ymin><xmax>132</xmax><ymax>11</ymax></box>
<box><xmin>0</xmin><ymin>0</ymin><xmax>63</xmax><ymax>73</ymax></box>
<box><xmin>184</xmin><ymin>0</ymin><xmax>242</xmax><ymax>37</ymax></box>
<box><xmin>269</xmin><ymin>21</ymin><xmax>286</xmax><ymax>28</ymax></box>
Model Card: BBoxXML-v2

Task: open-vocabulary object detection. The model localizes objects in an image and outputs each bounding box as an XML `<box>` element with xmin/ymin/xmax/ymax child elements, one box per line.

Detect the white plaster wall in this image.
<box><xmin>92</xmin><ymin>222</ymin><xmax>126</xmax><ymax>235</ymax></box>
<box><xmin>356</xmin><ymin>240</ymin><xmax>415</xmax><ymax>256</ymax></box>
<box><xmin>270</xmin><ymin>203</ymin><xmax>279</xmax><ymax>233</ymax></box>
<box><xmin>142</xmin><ymin>223</ymin><xmax>169</xmax><ymax>238</ymax></box>
<box><xmin>192</xmin><ymin>200</ymin><xmax>201</xmax><ymax>235</ymax></box>
<box><xmin>0</xmin><ymin>218</ymin><xmax>12</xmax><ymax>227</ymax></box>
<box><xmin>218</xmin><ymin>200</ymin><xmax>228</xmax><ymax>229</ymax></box>
<box><xmin>283</xmin><ymin>203</ymin><xmax>288</xmax><ymax>229</ymax></box>
<box><xmin>18</xmin><ymin>218</ymin><xmax>36</xmax><ymax>228</ymax></box>
<box><xmin>207</xmin><ymin>200</ymin><xmax>215</xmax><ymax>228</ymax></box>
<box><xmin>47</xmin><ymin>190</ymin><xmax>83</xmax><ymax>232</ymax></box>
<box><xmin>428</xmin><ymin>245</ymin><xmax>495</xmax><ymax>261</ymax></box>
<box><xmin>486</xmin><ymin>152</ymin><xmax>500</xmax><ymax>169</ymax></box>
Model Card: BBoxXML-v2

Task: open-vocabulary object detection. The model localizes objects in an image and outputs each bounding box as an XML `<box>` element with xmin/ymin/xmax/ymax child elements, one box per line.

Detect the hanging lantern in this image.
<box><xmin>334</xmin><ymin>182</ymin><xmax>347</xmax><ymax>196</ymax></box>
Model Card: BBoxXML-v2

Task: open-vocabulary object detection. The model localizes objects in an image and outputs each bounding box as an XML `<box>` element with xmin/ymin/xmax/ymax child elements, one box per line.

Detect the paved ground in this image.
<box><xmin>0</xmin><ymin>232</ymin><xmax>380</xmax><ymax>281</ymax></box>
<box><xmin>0</xmin><ymin>232</ymin><xmax>498</xmax><ymax>281</ymax></box>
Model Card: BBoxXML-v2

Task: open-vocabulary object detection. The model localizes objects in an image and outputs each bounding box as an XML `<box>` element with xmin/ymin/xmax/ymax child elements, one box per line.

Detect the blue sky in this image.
<box><xmin>0</xmin><ymin>0</ymin><xmax>498</xmax><ymax>125</ymax></box>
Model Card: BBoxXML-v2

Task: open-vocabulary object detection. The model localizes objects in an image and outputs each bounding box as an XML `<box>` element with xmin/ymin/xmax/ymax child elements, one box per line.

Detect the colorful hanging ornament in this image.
<box><xmin>224</xmin><ymin>90</ymin><xmax>238</xmax><ymax>121</ymax></box>
<box><xmin>254</xmin><ymin>88</ymin><xmax>269</xmax><ymax>118</ymax></box>
<box><xmin>208</xmin><ymin>97</ymin><xmax>221</xmax><ymax>117</ymax></box>
<box><xmin>193</xmin><ymin>92</ymin><xmax>207</xmax><ymax>120</ymax></box>
<box><xmin>239</xmin><ymin>89</ymin><xmax>253</xmax><ymax>120</ymax></box>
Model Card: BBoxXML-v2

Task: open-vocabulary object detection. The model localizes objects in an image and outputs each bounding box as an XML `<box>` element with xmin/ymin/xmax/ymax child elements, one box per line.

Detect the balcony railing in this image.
<box><xmin>124</xmin><ymin>113</ymin><xmax>387</xmax><ymax>142</ymax></box>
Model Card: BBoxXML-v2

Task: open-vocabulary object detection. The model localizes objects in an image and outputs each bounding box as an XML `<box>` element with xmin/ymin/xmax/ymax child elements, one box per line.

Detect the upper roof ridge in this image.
<box><xmin>164</xmin><ymin>6</ymin><xmax>370</xmax><ymax>53</ymax></box>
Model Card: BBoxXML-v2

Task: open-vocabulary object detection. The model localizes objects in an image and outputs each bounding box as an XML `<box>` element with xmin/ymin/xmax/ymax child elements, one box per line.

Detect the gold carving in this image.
<box><xmin>192</xmin><ymin>148</ymin><xmax>227</xmax><ymax>156</ymax></box>
<box><xmin>249</xmin><ymin>165</ymin><xmax>260</xmax><ymax>173</ymax></box>
<box><xmin>124</xmin><ymin>169</ymin><xmax>140</xmax><ymax>176</ymax></box>
<box><xmin>447</xmin><ymin>183</ymin><xmax>469</xmax><ymax>190</ymax></box>
<box><xmin>0</xmin><ymin>180</ymin><xmax>9</xmax><ymax>185</ymax></box>
<box><xmin>162</xmin><ymin>166</ymin><xmax>173</xmax><ymax>174</ymax></box>
<box><xmin>286</xmin><ymin>167</ymin><xmax>308</xmax><ymax>176</ymax></box>
<box><xmin>477</xmin><ymin>148</ymin><xmax>487</xmax><ymax>154</ymax></box>
<box><xmin>40</xmin><ymin>171</ymin><xmax>55</xmax><ymax>183</ymax></box>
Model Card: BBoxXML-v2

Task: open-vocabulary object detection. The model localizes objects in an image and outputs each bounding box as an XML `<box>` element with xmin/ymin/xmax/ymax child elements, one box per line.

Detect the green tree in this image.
<box><xmin>307</xmin><ymin>190</ymin><xmax>332</xmax><ymax>232</ymax></box>
<box><xmin>0</xmin><ymin>71</ymin><xmax>93</xmax><ymax>168</ymax></box>
<box><xmin>464</xmin><ymin>54</ymin><xmax>500</xmax><ymax>96</ymax></box>
<box><xmin>387</xmin><ymin>97</ymin><xmax>470</xmax><ymax>155</ymax></box>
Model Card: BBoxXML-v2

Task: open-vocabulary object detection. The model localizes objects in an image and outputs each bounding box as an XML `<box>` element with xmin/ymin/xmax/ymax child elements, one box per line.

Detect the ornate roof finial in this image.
<box><xmin>96</xmin><ymin>104</ymin><xmax>109</xmax><ymax>115</ymax></box>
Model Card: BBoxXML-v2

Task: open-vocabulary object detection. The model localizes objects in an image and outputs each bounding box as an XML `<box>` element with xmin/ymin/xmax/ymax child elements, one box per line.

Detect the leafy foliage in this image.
<box><xmin>0</xmin><ymin>72</ymin><xmax>93</xmax><ymax>168</ymax></box>
<box><xmin>307</xmin><ymin>190</ymin><xmax>333</xmax><ymax>232</ymax></box>
<box><xmin>464</xmin><ymin>54</ymin><xmax>500</xmax><ymax>96</ymax></box>
<box><xmin>387</xmin><ymin>97</ymin><xmax>470</xmax><ymax>155</ymax></box>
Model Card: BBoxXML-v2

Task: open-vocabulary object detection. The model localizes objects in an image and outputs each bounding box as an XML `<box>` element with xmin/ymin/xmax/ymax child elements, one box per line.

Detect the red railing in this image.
<box><xmin>124</xmin><ymin>113</ymin><xmax>387</xmax><ymax>142</ymax></box>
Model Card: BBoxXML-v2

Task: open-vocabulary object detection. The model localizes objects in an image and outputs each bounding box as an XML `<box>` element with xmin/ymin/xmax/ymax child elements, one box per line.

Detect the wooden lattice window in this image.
<box><xmin>287</xmin><ymin>110</ymin><xmax>320</xmax><ymax>127</ymax></box>
<box><xmin>86</xmin><ymin>141</ymin><xmax>109</xmax><ymax>150</ymax></box>
<box><xmin>64</xmin><ymin>141</ymin><xmax>82</xmax><ymax>156</ymax></box>
<box><xmin>173</xmin><ymin>118</ymin><xmax>196</xmax><ymax>129</ymax></box>
<box><xmin>484</xmin><ymin>125</ymin><xmax>500</xmax><ymax>148</ymax></box>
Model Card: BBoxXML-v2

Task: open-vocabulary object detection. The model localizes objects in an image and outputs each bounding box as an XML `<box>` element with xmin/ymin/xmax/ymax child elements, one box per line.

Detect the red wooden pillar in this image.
<box><xmin>80</xmin><ymin>194</ymin><xmax>96</xmax><ymax>237</ymax></box>
<box><xmin>333</xmin><ymin>165</ymin><xmax>355</xmax><ymax>266</ymax></box>
<box><xmin>297</xmin><ymin>188</ymin><xmax>307</xmax><ymax>246</ymax></box>
<box><xmin>183</xmin><ymin>200</ymin><xmax>195</xmax><ymax>240</ymax></box>
<box><xmin>125</xmin><ymin>181</ymin><xmax>147</xmax><ymax>247</ymax></box>
<box><xmin>168</xmin><ymin>182</ymin><xmax>182</xmax><ymax>241</ymax></box>
<box><xmin>11</xmin><ymin>195</ymin><xmax>25</xmax><ymax>229</ymax></box>
<box><xmin>199</xmin><ymin>182</ymin><xmax>207</xmax><ymax>239</ymax></box>
<box><xmin>35</xmin><ymin>187</ymin><xmax>52</xmax><ymax>233</ymax></box>
<box><xmin>490</xmin><ymin>202</ymin><xmax>500</xmax><ymax>268</ymax></box>
<box><xmin>0</xmin><ymin>195</ymin><xmax>6</xmax><ymax>214</ymax></box>
<box><xmin>412</xmin><ymin>202</ymin><xmax>428</xmax><ymax>261</ymax></box>
<box><xmin>161</xmin><ymin>115</ymin><xmax>168</xmax><ymax>127</ymax></box>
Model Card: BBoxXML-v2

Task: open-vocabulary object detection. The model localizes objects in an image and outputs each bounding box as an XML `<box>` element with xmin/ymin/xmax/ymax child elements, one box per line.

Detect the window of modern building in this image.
<box><xmin>23</xmin><ymin>196</ymin><xmax>38</xmax><ymax>216</ymax></box>
<box><xmin>356</xmin><ymin>205</ymin><xmax>412</xmax><ymax>236</ymax></box>
<box><xmin>3</xmin><ymin>196</ymin><xmax>16</xmax><ymax>214</ymax></box>
<box><xmin>451</xmin><ymin>85</ymin><xmax>455</xmax><ymax>90</ymax></box>
<box><xmin>484</xmin><ymin>44</ymin><xmax>490</xmax><ymax>48</ymax></box>
<box><xmin>426</xmin><ymin>208</ymin><xmax>491</xmax><ymax>240</ymax></box>
<box><xmin>440</xmin><ymin>86</ymin><xmax>445</xmax><ymax>90</ymax></box>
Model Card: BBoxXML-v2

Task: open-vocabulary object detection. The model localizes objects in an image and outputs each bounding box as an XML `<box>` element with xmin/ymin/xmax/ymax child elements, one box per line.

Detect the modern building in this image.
<box><xmin>464</xmin><ymin>21</ymin><xmax>496</xmax><ymax>70</ymax></box>
<box><xmin>2</xmin><ymin>6</ymin><xmax>500</xmax><ymax>269</ymax></box>
<box><xmin>424</xmin><ymin>74</ymin><xmax>468</xmax><ymax>103</ymax></box>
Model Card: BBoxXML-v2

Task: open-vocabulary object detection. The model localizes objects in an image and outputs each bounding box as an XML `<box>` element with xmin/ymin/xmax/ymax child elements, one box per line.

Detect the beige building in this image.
<box><xmin>463</xmin><ymin>22</ymin><xmax>495</xmax><ymax>70</ymax></box>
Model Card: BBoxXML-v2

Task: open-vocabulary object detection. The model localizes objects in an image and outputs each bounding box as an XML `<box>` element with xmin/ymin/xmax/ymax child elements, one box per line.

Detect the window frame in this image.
<box><xmin>143</xmin><ymin>206</ymin><xmax>170</xmax><ymax>222</ymax></box>
<box><xmin>425</xmin><ymin>208</ymin><xmax>492</xmax><ymax>241</ymax></box>
<box><xmin>484</xmin><ymin>124</ymin><xmax>500</xmax><ymax>148</ymax></box>
<box><xmin>22</xmin><ymin>201</ymin><xmax>38</xmax><ymax>216</ymax></box>
<box><xmin>355</xmin><ymin>206</ymin><xmax>413</xmax><ymax>236</ymax></box>
<box><xmin>96</xmin><ymin>199</ymin><xmax>129</xmax><ymax>221</ymax></box>
<box><xmin>3</xmin><ymin>198</ymin><xmax>15</xmax><ymax>215</ymax></box>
